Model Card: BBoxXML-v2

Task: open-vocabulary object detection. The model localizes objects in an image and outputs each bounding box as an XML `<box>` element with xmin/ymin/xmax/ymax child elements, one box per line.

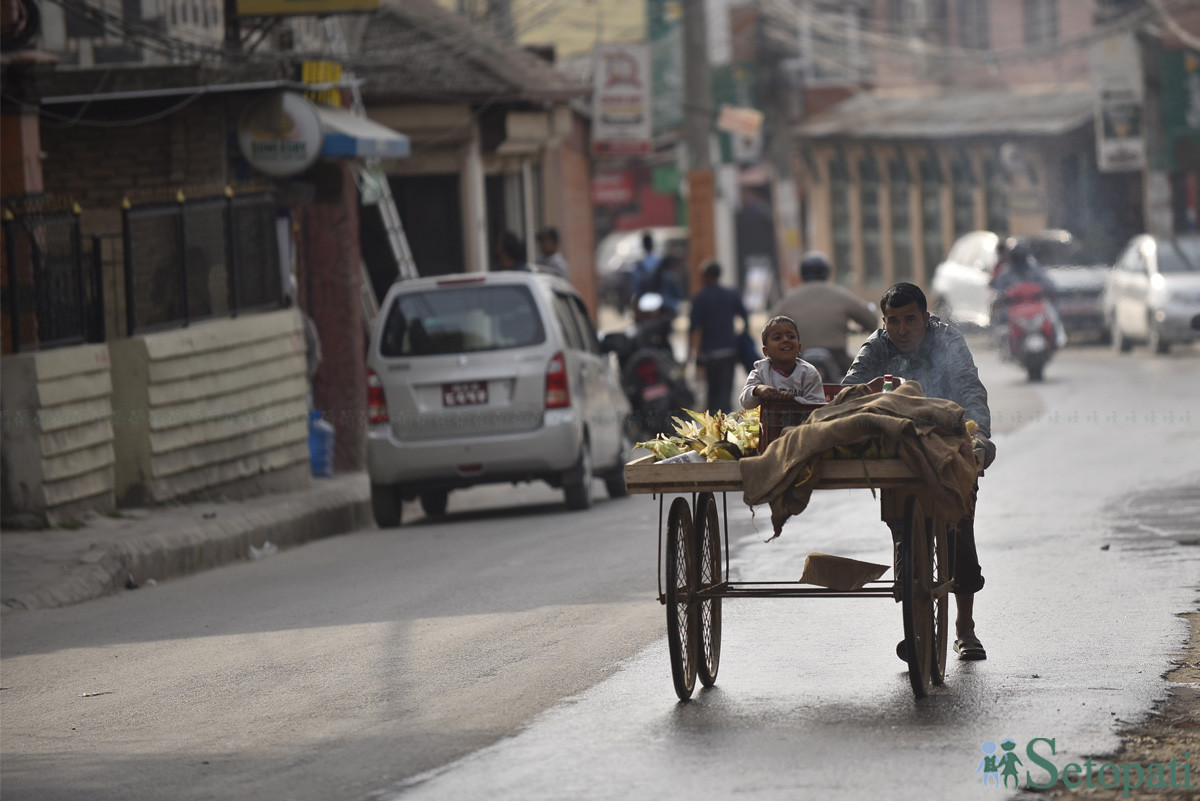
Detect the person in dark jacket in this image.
<box><xmin>843</xmin><ymin>281</ymin><xmax>996</xmax><ymax>662</ymax></box>
<box><xmin>688</xmin><ymin>260</ymin><xmax>750</xmax><ymax>412</ymax></box>
<box><xmin>630</xmin><ymin>231</ymin><xmax>682</xmax><ymax>315</ymax></box>
<box><xmin>770</xmin><ymin>251</ymin><xmax>878</xmax><ymax>375</ymax></box>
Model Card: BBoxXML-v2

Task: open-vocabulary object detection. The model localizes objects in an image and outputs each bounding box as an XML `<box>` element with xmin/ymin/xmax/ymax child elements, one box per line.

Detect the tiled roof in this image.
<box><xmin>351</xmin><ymin>0</ymin><xmax>589</xmax><ymax>104</ymax></box>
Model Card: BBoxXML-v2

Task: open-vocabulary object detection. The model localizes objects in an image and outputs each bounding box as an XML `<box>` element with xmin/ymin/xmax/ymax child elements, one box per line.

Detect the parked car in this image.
<box><xmin>932</xmin><ymin>229</ymin><xmax>1110</xmax><ymax>338</ymax></box>
<box><xmin>365</xmin><ymin>271</ymin><xmax>633</xmax><ymax>527</ymax></box>
<box><xmin>595</xmin><ymin>226</ymin><xmax>689</xmax><ymax>310</ymax></box>
<box><xmin>930</xmin><ymin>230</ymin><xmax>1000</xmax><ymax>328</ymax></box>
<box><xmin>1027</xmin><ymin>229</ymin><xmax>1111</xmax><ymax>341</ymax></box>
<box><xmin>1103</xmin><ymin>233</ymin><xmax>1200</xmax><ymax>354</ymax></box>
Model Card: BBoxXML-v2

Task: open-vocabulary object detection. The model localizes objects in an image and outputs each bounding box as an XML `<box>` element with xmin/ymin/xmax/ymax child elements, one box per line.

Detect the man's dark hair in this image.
<box><xmin>761</xmin><ymin>314</ymin><xmax>799</xmax><ymax>345</ymax></box>
<box><xmin>880</xmin><ymin>282</ymin><xmax>928</xmax><ymax>314</ymax></box>
<box><xmin>641</xmin><ymin>231</ymin><xmax>655</xmax><ymax>253</ymax></box>
<box><xmin>500</xmin><ymin>231</ymin><xmax>524</xmax><ymax>263</ymax></box>
<box><xmin>799</xmin><ymin>251</ymin><xmax>831</xmax><ymax>281</ymax></box>
<box><xmin>702</xmin><ymin>260</ymin><xmax>721</xmax><ymax>280</ymax></box>
<box><xmin>537</xmin><ymin>227</ymin><xmax>559</xmax><ymax>245</ymax></box>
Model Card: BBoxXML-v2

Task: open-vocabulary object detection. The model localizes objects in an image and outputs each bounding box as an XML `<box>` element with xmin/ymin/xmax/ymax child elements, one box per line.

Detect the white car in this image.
<box><xmin>932</xmin><ymin>229</ymin><xmax>1111</xmax><ymax>337</ymax></box>
<box><xmin>365</xmin><ymin>271</ymin><xmax>632</xmax><ymax>527</ymax></box>
<box><xmin>930</xmin><ymin>230</ymin><xmax>1000</xmax><ymax>328</ymax></box>
<box><xmin>1104</xmin><ymin>233</ymin><xmax>1200</xmax><ymax>354</ymax></box>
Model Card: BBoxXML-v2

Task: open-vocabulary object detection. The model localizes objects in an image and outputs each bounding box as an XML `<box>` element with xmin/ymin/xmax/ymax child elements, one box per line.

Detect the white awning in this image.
<box><xmin>316</xmin><ymin>105</ymin><xmax>411</xmax><ymax>159</ymax></box>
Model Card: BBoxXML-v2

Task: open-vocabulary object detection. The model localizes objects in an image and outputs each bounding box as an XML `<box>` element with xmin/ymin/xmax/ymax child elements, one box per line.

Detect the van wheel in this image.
<box><xmin>371</xmin><ymin>482</ymin><xmax>402</xmax><ymax>528</ymax></box>
<box><xmin>604</xmin><ymin>432</ymin><xmax>632</xmax><ymax>499</ymax></box>
<box><xmin>419</xmin><ymin>490</ymin><xmax>448</xmax><ymax>517</ymax></box>
<box><xmin>564</xmin><ymin>442</ymin><xmax>594</xmax><ymax>510</ymax></box>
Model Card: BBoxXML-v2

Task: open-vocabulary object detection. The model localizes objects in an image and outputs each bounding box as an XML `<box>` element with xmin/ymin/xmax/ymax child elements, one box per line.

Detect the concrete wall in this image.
<box><xmin>108</xmin><ymin>309</ymin><xmax>312</xmax><ymax>507</ymax></box>
<box><xmin>1</xmin><ymin>345</ymin><xmax>116</xmax><ymax>526</ymax></box>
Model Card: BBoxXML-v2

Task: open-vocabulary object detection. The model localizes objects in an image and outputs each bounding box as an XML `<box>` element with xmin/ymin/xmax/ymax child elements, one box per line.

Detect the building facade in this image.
<box><xmin>793</xmin><ymin>0</ymin><xmax>1195</xmax><ymax>298</ymax></box>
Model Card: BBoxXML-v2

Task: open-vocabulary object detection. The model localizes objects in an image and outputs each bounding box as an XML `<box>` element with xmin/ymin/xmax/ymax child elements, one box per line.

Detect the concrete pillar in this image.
<box><xmin>299</xmin><ymin>161</ymin><xmax>366</xmax><ymax>471</ymax></box>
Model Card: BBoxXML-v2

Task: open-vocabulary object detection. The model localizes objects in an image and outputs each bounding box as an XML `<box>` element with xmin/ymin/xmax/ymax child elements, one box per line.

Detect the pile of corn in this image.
<box><xmin>636</xmin><ymin>408</ymin><xmax>760</xmax><ymax>462</ymax></box>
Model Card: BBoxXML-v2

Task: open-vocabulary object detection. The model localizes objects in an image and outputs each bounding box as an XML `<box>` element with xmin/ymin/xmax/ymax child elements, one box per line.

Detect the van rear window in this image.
<box><xmin>379</xmin><ymin>284</ymin><xmax>546</xmax><ymax>356</ymax></box>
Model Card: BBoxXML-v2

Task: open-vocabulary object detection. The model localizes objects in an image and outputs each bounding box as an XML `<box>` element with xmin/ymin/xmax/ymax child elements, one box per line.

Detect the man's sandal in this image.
<box><xmin>954</xmin><ymin>636</ymin><xmax>987</xmax><ymax>661</ymax></box>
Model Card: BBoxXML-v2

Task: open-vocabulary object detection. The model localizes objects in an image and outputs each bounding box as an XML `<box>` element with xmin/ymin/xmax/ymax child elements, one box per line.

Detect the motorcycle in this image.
<box><xmin>995</xmin><ymin>281</ymin><xmax>1057</xmax><ymax>382</ymax></box>
<box><xmin>601</xmin><ymin>294</ymin><xmax>695</xmax><ymax>439</ymax></box>
<box><xmin>800</xmin><ymin>347</ymin><xmax>841</xmax><ymax>383</ymax></box>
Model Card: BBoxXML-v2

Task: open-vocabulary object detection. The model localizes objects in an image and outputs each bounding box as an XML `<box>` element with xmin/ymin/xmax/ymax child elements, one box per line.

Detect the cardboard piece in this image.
<box><xmin>799</xmin><ymin>553</ymin><xmax>889</xmax><ymax>591</ymax></box>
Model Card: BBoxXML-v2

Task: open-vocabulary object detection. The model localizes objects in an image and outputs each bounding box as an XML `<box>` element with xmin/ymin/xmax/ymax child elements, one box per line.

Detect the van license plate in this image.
<box><xmin>443</xmin><ymin>381</ymin><xmax>488</xmax><ymax>406</ymax></box>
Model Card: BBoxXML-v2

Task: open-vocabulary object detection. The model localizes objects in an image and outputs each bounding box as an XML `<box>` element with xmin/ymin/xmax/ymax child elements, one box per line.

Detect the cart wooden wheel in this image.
<box><xmin>693</xmin><ymin>492</ymin><xmax>722</xmax><ymax>688</ymax></box>
<box><xmin>900</xmin><ymin>494</ymin><xmax>934</xmax><ymax>698</ymax></box>
<box><xmin>929</xmin><ymin>514</ymin><xmax>951</xmax><ymax>686</ymax></box>
<box><xmin>665</xmin><ymin>496</ymin><xmax>698</xmax><ymax>700</ymax></box>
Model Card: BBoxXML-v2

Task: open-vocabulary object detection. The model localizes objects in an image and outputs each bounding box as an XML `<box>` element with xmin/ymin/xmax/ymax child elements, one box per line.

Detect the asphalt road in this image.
<box><xmin>1</xmin><ymin>337</ymin><xmax>1197</xmax><ymax>801</ymax></box>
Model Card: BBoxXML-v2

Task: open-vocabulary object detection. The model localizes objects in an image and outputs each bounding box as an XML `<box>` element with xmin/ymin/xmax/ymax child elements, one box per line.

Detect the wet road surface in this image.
<box><xmin>370</xmin><ymin>342</ymin><xmax>1200</xmax><ymax>801</ymax></box>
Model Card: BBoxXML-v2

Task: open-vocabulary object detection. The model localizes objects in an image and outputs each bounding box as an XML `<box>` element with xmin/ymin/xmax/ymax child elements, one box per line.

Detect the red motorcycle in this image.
<box><xmin>996</xmin><ymin>281</ymin><xmax>1057</xmax><ymax>382</ymax></box>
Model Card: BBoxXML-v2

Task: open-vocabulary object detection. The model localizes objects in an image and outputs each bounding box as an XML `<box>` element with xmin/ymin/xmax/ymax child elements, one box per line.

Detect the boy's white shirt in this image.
<box><xmin>738</xmin><ymin>356</ymin><xmax>826</xmax><ymax>409</ymax></box>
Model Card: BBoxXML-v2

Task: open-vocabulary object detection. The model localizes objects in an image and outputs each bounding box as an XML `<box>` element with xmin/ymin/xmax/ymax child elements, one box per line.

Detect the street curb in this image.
<box><xmin>1</xmin><ymin>479</ymin><xmax>372</xmax><ymax>615</ymax></box>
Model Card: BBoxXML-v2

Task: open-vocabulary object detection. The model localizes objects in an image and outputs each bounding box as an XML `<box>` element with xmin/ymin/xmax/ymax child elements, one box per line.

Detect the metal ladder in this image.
<box><xmin>324</xmin><ymin>17</ymin><xmax>419</xmax><ymax>281</ymax></box>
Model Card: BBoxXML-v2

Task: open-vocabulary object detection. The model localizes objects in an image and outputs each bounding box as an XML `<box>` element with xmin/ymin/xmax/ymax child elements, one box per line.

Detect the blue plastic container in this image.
<box><xmin>308</xmin><ymin>409</ymin><xmax>335</xmax><ymax>478</ymax></box>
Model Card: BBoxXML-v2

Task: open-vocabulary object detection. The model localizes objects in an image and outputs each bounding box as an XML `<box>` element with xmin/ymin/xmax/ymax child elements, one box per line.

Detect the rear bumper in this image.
<box><xmin>366</xmin><ymin>409</ymin><xmax>583</xmax><ymax>488</ymax></box>
<box><xmin>1056</xmin><ymin>300</ymin><xmax>1106</xmax><ymax>332</ymax></box>
<box><xmin>1156</xmin><ymin>305</ymin><xmax>1200</xmax><ymax>342</ymax></box>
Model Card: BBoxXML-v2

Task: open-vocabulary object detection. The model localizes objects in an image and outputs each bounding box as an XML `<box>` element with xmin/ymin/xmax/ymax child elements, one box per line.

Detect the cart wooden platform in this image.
<box><xmin>626</xmin><ymin>451</ymin><xmax>969</xmax><ymax>701</ymax></box>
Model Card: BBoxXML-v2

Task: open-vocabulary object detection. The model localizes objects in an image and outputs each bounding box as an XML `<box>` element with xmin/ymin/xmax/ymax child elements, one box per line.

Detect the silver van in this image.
<box><xmin>365</xmin><ymin>272</ymin><xmax>632</xmax><ymax>527</ymax></box>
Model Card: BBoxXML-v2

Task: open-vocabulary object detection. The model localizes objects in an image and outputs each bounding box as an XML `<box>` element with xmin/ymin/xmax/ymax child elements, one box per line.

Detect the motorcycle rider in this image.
<box><xmin>989</xmin><ymin>240</ymin><xmax>1066</xmax><ymax>347</ymax></box>
<box><xmin>769</xmin><ymin>251</ymin><xmax>879</xmax><ymax>379</ymax></box>
<box><xmin>629</xmin><ymin>231</ymin><xmax>683</xmax><ymax>318</ymax></box>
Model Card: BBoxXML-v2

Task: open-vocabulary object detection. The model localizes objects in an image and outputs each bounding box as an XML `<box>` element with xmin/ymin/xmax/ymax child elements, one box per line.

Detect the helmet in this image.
<box><xmin>636</xmin><ymin>292</ymin><xmax>665</xmax><ymax>313</ymax></box>
<box><xmin>799</xmin><ymin>251</ymin><xmax>832</xmax><ymax>281</ymax></box>
<box><xmin>1008</xmin><ymin>241</ymin><xmax>1031</xmax><ymax>271</ymax></box>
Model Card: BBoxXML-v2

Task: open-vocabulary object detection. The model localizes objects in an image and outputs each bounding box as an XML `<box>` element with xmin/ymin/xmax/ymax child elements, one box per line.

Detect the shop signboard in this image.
<box><xmin>236</xmin><ymin>0</ymin><xmax>377</xmax><ymax>16</ymax></box>
<box><xmin>1089</xmin><ymin>34</ymin><xmax>1145</xmax><ymax>173</ymax></box>
<box><xmin>592</xmin><ymin>43</ymin><xmax>653</xmax><ymax>156</ymax></box>
<box><xmin>237</xmin><ymin>92</ymin><xmax>323</xmax><ymax>177</ymax></box>
<box><xmin>1159</xmin><ymin>49</ymin><xmax>1200</xmax><ymax>172</ymax></box>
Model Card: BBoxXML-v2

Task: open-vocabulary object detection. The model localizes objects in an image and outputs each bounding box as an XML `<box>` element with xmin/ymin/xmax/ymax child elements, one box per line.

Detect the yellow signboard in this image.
<box><xmin>302</xmin><ymin>61</ymin><xmax>343</xmax><ymax>107</ymax></box>
<box><xmin>236</xmin><ymin>0</ymin><xmax>378</xmax><ymax>17</ymax></box>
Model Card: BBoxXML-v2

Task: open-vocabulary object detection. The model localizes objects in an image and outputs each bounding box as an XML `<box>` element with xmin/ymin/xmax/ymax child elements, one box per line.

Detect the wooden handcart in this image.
<box><xmin>626</xmin><ymin>409</ymin><xmax>976</xmax><ymax>702</ymax></box>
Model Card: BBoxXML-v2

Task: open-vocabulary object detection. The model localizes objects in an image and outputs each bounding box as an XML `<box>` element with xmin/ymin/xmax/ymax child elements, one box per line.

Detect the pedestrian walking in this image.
<box><xmin>688</xmin><ymin>260</ymin><xmax>750</xmax><ymax>412</ymax></box>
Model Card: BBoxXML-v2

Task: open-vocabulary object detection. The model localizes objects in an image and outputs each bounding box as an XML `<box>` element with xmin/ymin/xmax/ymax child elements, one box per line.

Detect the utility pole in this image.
<box><xmin>683</xmin><ymin>1</ymin><xmax>715</xmax><ymax>295</ymax></box>
<box><xmin>761</xmin><ymin>2</ymin><xmax>802</xmax><ymax>289</ymax></box>
<box><xmin>490</xmin><ymin>0</ymin><xmax>516</xmax><ymax>43</ymax></box>
<box><xmin>223</xmin><ymin>0</ymin><xmax>241</xmax><ymax>52</ymax></box>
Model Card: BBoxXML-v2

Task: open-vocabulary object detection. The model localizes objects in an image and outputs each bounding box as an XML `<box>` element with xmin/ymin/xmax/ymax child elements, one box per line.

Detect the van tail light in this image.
<box><xmin>545</xmin><ymin>352</ymin><xmax>570</xmax><ymax>408</ymax></box>
<box><xmin>366</xmin><ymin>368</ymin><xmax>388</xmax><ymax>423</ymax></box>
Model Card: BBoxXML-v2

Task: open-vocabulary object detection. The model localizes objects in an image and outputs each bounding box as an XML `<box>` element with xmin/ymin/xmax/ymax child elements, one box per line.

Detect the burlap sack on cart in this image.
<box><xmin>739</xmin><ymin>381</ymin><xmax>978</xmax><ymax>540</ymax></box>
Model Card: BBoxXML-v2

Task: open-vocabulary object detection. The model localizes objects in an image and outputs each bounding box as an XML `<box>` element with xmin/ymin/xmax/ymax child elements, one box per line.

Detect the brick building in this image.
<box><xmin>1</xmin><ymin>0</ymin><xmax>593</xmax><ymax>524</ymax></box>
